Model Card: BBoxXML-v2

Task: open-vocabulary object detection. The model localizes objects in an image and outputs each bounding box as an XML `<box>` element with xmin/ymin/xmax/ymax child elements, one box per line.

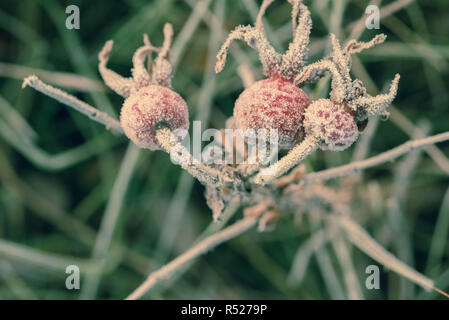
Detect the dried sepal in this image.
<box><xmin>152</xmin><ymin>23</ymin><xmax>174</xmax><ymax>87</ymax></box>
<box><xmin>326</xmin><ymin>34</ymin><xmax>389</xmax><ymax>105</ymax></box>
<box><xmin>215</xmin><ymin>25</ymin><xmax>281</xmax><ymax>77</ymax></box>
<box><xmin>343</xmin><ymin>34</ymin><xmax>386</xmax><ymax>55</ymax></box>
<box><xmin>215</xmin><ymin>0</ymin><xmax>282</xmax><ymax>76</ymax></box>
<box><xmin>288</xmin><ymin>0</ymin><xmax>300</xmax><ymax>31</ymax></box>
<box><xmin>99</xmin><ymin>23</ymin><xmax>175</xmax><ymax>97</ymax></box>
<box><xmin>295</xmin><ymin>59</ymin><xmax>349</xmax><ymax>104</ymax></box>
<box><xmin>98</xmin><ymin>41</ymin><xmax>135</xmax><ymax>97</ymax></box>
<box><xmin>350</xmin><ymin>74</ymin><xmax>400</xmax><ymax>121</ymax></box>
<box><xmin>131</xmin><ymin>38</ymin><xmax>155</xmax><ymax>89</ymax></box>
<box><xmin>281</xmin><ymin>1</ymin><xmax>312</xmax><ymax>81</ymax></box>
<box><xmin>328</xmin><ymin>34</ymin><xmax>355</xmax><ymax>102</ymax></box>
<box><xmin>253</xmin><ymin>134</ymin><xmax>320</xmax><ymax>185</ymax></box>
<box><xmin>295</xmin><ymin>33</ymin><xmax>386</xmax><ymax>89</ymax></box>
<box><xmin>216</xmin><ymin>0</ymin><xmax>316</xmax><ymax>83</ymax></box>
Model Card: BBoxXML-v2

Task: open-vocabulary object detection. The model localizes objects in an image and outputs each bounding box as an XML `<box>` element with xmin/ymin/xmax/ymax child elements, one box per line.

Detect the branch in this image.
<box><xmin>125</xmin><ymin>216</ymin><xmax>257</xmax><ymax>300</ymax></box>
<box><xmin>336</xmin><ymin>215</ymin><xmax>449</xmax><ymax>298</ymax></box>
<box><xmin>81</xmin><ymin>143</ymin><xmax>141</xmax><ymax>299</ymax></box>
<box><xmin>0</xmin><ymin>62</ymin><xmax>106</xmax><ymax>92</ymax></box>
<box><xmin>155</xmin><ymin>127</ymin><xmax>234</xmax><ymax>187</ymax></box>
<box><xmin>302</xmin><ymin>131</ymin><xmax>449</xmax><ymax>184</ymax></box>
<box><xmin>254</xmin><ymin>134</ymin><xmax>319</xmax><ymax>185</ymax></box>
<box><xmin>22</xmin><ymin>75</ymin><xmax>123</xmax><ymax>134</ymax></box>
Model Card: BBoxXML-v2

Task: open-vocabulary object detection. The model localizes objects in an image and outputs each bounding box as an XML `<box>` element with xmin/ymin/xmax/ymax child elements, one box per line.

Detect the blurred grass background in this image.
<box><xmin>0</xmin><ymin>0</ymin><xmax>448</xmax><ymax>299</ymax></box>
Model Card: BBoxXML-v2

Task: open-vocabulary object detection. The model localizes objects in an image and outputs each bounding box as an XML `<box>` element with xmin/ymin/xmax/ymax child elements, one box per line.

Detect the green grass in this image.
<box><xmin>0</xmin><ymin>0</ymin><xmax>448</xmax><ymax>300</ymax></box>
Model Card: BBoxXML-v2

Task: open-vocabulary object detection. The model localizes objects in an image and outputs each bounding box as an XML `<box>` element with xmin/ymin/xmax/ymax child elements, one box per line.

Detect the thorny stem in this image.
<box><xmin>155</xmin><ymin>127</ymin><xmax>233</xmax><ymax>187</ymax></box>
<box><xmin>126</xmin><ymin>216</ymin><xmax>258</xmax><ymax>300</ymax></box>
<box><xmin>253</xmin><ymin>134</ymin><xmax>320</xmax><ymax>185</ymax></box>
<box><xmin>301</xmin><ymin>131</ymin><xmax>449</xmax><ymax>184</ymax></box>
<box><xmin>22</xmin><ymin>75</ymin><xmax>123</xmax><ymax>133</ymax></box>
<box><xmin>336</xmin><ymin>215</ymin><xmax>449</xmax><ymax>298</ymax></box>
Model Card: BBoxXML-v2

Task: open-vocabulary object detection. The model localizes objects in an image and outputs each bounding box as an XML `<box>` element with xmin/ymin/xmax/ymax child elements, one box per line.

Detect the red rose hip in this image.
<box><xmin>234</xmin><ymin>77</ymin><xmax>311</xmax><ymax>149</ymax></box>
<box><xmin>303</xmin><ymin>99</ymin><xmax>358</xmax><ymax>151</ymax></box>
<box><xmin>120</xmin><ymin>85</ymin><xmax>189</xmax><ymax>150</ymax></box>
<box><xmin>216</xmin><ymin>1</ymin><xmax>314</xmax><ymax>149</ymax></box>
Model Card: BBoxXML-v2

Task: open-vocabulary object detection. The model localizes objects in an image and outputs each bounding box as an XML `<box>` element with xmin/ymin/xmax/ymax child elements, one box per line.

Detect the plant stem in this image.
<box><xmin>253</xmin><ymin>134</ymin><xmax>320</xmax><ymax>185</ymax></box>
<box><xmin>22</xmin><ymin>75</ymin><xmax>123</xmax><ymax>133</ymax></box>
<box><xmin>302</xmin><ymin>131</ymin><xmax>449</xmax><ymax>184</ymax></box>
<box><xmin>155</xmin><ymin>127</ymin><xmax>233</xmax><ymax>187</ymax></box>
<box><xmin>126</xmin><ymin>216</ymin><xmax>257</xmax><ymax>300</ymax></box>
<box><xmin>336</xmin><ymin>215</ymin><xmax>449</xmax><ymax>298</ymax></box>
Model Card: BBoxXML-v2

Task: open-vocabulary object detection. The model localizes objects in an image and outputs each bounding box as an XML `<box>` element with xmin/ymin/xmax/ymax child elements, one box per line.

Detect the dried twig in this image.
<box><xmin>254</xmin><ymin>135</ymin><xmax>320</xmax><ymax>185</ymax></box>
<box><xmin>336</xmin><ymin>215</ymin><xmax>449</xmax><ymax>298</ymax></box>
<box><xmin>302</xmin><ymin>131</ymin><xmax>449</xmax><ymax>184</ymax></box>
<box><xmin>22</xmin><ymin>75</ymin><xmax>123</xmax><ymax>133</ymax></box>
<box><xmin>126</xmin><ymin>216</ymin><xmax>257</xmax><ymax>300</ymax></box>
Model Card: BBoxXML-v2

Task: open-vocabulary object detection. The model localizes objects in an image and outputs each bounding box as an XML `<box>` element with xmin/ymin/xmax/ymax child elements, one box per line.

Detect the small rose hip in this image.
<box><xmin>120</xmin><ymin>85</ymin><xmax>189</xmax><ymax>150</ymax></box>
<box><xmin>303</xmin><ymin>99</ymin><xmax>358</xmax><ymax>151</ymax></box>
<box><xmin>253</xmin><ymin>34</ymin><xmax>400</xmax><ymax>185</ymax></box>
<box><xmin>98</xmin><ymin>24</ymin><xmax>189</xmax><ymax>151</ymax></box>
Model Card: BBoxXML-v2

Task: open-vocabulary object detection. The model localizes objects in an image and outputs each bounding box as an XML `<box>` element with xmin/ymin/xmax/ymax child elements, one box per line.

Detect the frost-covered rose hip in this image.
<box><xmin>98</xmin><ymin>24</ymin><xmax>189</xmax><ymax>150</ymax></box>
<box><xmin>253</xmin><ymin>32</ymin><xmax>400</xmax><ymax>185</ymax></box>
<box><xmin>97</xmin><ymin>24</ymin><xmax>231</xmax><ymax>187</ymax></box>
<box><xmin>303</xmin><ymin>99</ymin><xmax>358</xmax><ymax>151</ymax></box>
<box><xmin>216</xmin><ymin>0</ymin><xmax>313</xmax><ymax>149</ymax></box>
<box><xmin>120</xmin><ymin>85</ymin><xmax>189</xmax><ymax>150</ymax></box>
<box><xmin>234</xmin><ymin>77</ymin><xmax>311</xmax><ymax>148</ymax></box>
